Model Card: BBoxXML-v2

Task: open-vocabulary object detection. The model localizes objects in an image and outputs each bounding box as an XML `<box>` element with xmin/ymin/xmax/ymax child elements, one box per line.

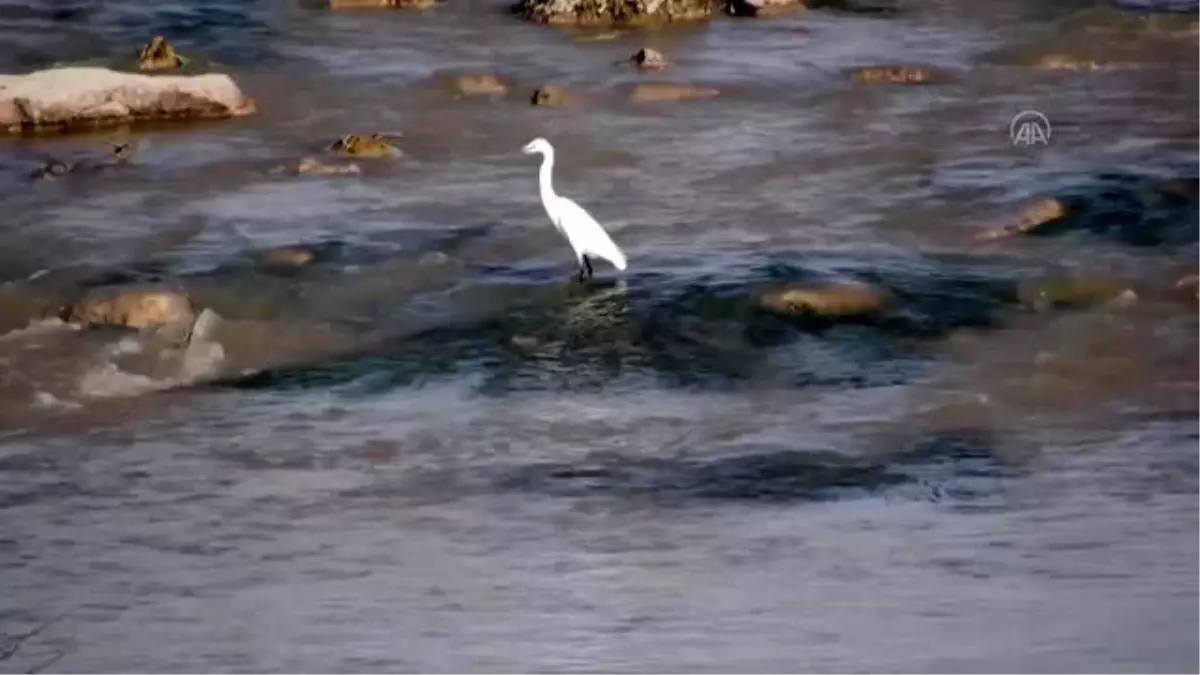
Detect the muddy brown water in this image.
<box><xmin>1</xmin><ymin>0</ymin><xmax>1198</xmax><ymax>672</ymax></box>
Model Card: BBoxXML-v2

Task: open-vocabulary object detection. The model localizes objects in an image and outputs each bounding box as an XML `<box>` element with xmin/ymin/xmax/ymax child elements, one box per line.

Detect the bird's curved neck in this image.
<box><xmin>538</xmin><ymin>150</ymin><xmax>558</xmax><ymax>202</ymax></box>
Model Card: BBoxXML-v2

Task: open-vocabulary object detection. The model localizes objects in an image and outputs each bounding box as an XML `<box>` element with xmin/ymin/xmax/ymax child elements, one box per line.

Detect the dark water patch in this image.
<box><xmin>219</xmin><ymin>251</ymin><xmax>1028</xmax><ymax>395</ymax></box>
<box><xmin>1027</xmin><ymin>166</ymin><xmax>1200</xmax><ymax>247</ymax></box>
<box><xmin>492</xmin><ymin>427</ymin><xmax>1012</xmax><ymax>506</ymax></box>
<box><xmin>0</xmin><ymin>0</ymin><xmax>287</xmax><ymax>71</ymax></box>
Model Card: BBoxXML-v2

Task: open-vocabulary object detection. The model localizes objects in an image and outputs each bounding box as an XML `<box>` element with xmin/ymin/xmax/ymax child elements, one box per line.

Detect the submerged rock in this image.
<box><xmin>136</xmin><ymin>35</ymin><xmax>185</xmax><ymax>71</ymax></box>
<box><xmin>453</xmin><ymin>74</ymin><xmax>509</xmax><ymax>96</ymax></box>
<box><xmin>328</xmin><ymin>133</ymin><xmax>402</xmax><ymax>158</ymax></box>
<box><xmin>975</xmin><ymin>197</ymin><xmax>1069</xmax><ymax>241</ymax></box>
<box><xmin>515</xmin><ymin>0</ymin><xmax>712</xmax><ymax>26</ymax></box>
<box><xmin>630</xmin><ymin>48</ymin><xmax>669</xmax><ymax>69</ymax></box>
<box><xmin>755</xmin><ymin>281</ymin><xmax>892</xmax><ymax>319</ymax></box>
<box><xmin>629</xmin><ymin>83</ymin><xmax>720</xmax><ymax>103</ymax></box>
<box><xmin>0</xmin><ymin>67</ymin><xmax>255</xmax><ymax>136</ymax></box>
<box><xmin>257</xmin><ymin>245</ymin><xmax>320</xmax><ymax>273</ymax></box>
<box><xmin>847</xmin><ymin>65</ymin><xmax>954</xmax><ymax>84</ymax></box>
<box><xmin>30</xmin><ymin>142</ymin><xmax>134</xmax><ymax>180</ymax></box>
<box><xmin>1017</xmin><ymin>275</ymin><xmax>1138</xmax><ymax>312</ymax></box>
<box><xmin>63</xmin><ymin>284</ymin><xmax>197</xmax><ymax>341</ymax></box>
<box><xmin>530</xmin><ymin>85</ymin><xmax>577</xmax><ymax>106</ymax></box>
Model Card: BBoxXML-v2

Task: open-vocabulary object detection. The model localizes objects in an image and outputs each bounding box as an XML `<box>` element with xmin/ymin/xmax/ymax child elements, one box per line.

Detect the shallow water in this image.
<box><xmin>0</xmin><ymin>0</ymin><xmax>1197</xmax><ymax>672</ymax></box>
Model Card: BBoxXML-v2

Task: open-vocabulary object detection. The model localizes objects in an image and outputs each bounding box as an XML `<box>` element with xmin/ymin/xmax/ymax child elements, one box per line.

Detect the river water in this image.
<box><xmin>0</xmin><ymin>0</ymin><xmax>1197</xmax><ymax>672</ymax></box>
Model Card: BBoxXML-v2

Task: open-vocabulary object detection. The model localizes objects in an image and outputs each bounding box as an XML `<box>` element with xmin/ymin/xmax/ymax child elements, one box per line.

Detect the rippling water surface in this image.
<box><xmin>0</xmin><ymin>0</ymin><xmax>1197</xmax><ymax>672</ymax></box>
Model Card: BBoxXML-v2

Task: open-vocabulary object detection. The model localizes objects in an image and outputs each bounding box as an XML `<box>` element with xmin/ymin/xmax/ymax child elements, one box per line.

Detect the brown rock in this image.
<box><xmin>136</xmin><ymin>35</ymin><xmax>183</xmax><ymax>71</ymax></box>
<box><xmin>629</xmin><ymin>83</ymin><xmax>720</xmax><ymax>103</ymax></box>
<box><xmin>1175</xmin><ymin>273</ymin><xmax>1198</xmax><ymax>301</ymax></box>
<box><xmin>330</xmin><ymin>0</ymin><xmax>435</xmax><ymax>8</ymax></box>
<box><xmin>975</xmin><ymin>197</ymin><xmax>1068</xmax><ymax>241</ymax></box>
<box><xmin>630</xmin><ymin>48</ymin><xmax>668</xmax><ymax>69</ymax></box>
<box><xmin>454</xmin><ymin>74</ymin><xmax>509</xmax><ymax>96</ymax></box>
<box><xmin>65</xmin><ymin>285</ymin><xmax>196</xmax><ymax>334</ymax></box>
<box><xmin>516</xmin><ymin>0</ymin><xmax>711</xmax><ymax>26</ymax></box>
<box><xmin>328</xmin><ymin>134</ymin><xmax>401</xmax><ymax>158</ymax></box>
<box><xmin>848</xmin><ymin>65</ymin><xmax>953</xmax><ymax>84</ymax></box>
<box><xmin>756</xmin><ymin>282</ymin><xmax>892</xmax><ymax>318</ymax></box>
<box><xmin>0</xmin><ymin>67</ymin><xmax>256</xmax><ymax>136</ymax></box>
<box><xmin>531</xmin><ymin>85</ymin><xmax>577</xmax><ymax>107</ymax></box>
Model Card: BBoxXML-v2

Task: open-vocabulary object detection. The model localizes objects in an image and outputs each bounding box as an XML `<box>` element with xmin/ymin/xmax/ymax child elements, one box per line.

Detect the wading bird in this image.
<box><xmin>521</xmin><ymin>137</ymin><xmax>627</xmax><ymax>282</ymax></box>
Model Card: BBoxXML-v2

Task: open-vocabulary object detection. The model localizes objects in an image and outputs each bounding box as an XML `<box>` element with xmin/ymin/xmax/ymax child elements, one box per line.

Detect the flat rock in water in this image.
<box><xmin>0</xmin><ymin>67</ymin><xmax>256</xmax><ymax>135</ymax></box>
<box><xmin>629</xmin><ymin>83</ymin><xmax>720</xmax><ymax>103</ymax></box>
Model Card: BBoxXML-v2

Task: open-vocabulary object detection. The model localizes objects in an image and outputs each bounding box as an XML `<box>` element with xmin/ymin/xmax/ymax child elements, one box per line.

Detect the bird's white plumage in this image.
<box><xmin>521</xmin><ymin>137</ymin><xmax>627</xmax><ymax>274</ymax></box>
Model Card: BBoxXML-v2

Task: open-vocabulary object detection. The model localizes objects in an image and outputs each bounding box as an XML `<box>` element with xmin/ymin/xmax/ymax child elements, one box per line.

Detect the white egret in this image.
<box><xmin>521</xmin><ymin>137</ymin><xmax>628</xmax><ymax>282</ymax></box>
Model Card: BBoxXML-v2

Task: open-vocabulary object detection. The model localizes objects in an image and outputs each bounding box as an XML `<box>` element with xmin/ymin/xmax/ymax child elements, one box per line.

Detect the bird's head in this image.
<box><xmin>521</xmin><ymin>137</ymin><xmax>552</xmax><ymax>156</ymax></box>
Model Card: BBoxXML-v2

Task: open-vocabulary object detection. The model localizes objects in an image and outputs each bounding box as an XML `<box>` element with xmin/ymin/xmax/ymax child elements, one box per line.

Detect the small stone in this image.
<box><xmin>531</xmin><ymin>85</ymin><xmax>575</xmax><ymax>107</ymax></box>
<box><xmin>328</xmin><ymin>134</ymin><xmax>400</xmax><ymax>158</ymax></box>
<box><xmin>136</xmin><ymin>35</ymin><xmax>183</xmax><ymax>71</ymax></box>
<box><xmin>631</xmin><ymin>48</ymin><xmax>668</xmax><ymax>69</ymax></box>
<box><xmin>975</xmin><ymin>197</ymin><xmax>1068</xmax><ymax>240</ymax></box>
<box><xmin>454</xmin><ymin>74</ymin><xmax>508</xmax><ymax>96</ymax></box>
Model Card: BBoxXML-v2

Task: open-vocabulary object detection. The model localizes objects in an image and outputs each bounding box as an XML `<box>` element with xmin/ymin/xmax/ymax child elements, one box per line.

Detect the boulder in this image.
<box><xmin>0</xmin><ymin>67</ymin><xmax>256</xmax><ymax>136</ymax></box>
<box><xmin>63</xmin><ymin>284</ymin><xmax>197</xmax><ymax>341</ymax></box>
<box><xmin>515</xmin><ymin>0</ymin><xmax>712</xmax><ymax>26</ymax></box>
<box><xmin>629</xmin><ymin>83</ymin><xmax>720</xmax><ymax>103</ymax></box>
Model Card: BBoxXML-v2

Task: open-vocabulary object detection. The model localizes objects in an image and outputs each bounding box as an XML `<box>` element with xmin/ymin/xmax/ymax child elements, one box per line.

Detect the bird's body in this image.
<box><xmin>521</xmin><ymin>137</ymin><xmax>627</xmax><ymax>281</ymax></box>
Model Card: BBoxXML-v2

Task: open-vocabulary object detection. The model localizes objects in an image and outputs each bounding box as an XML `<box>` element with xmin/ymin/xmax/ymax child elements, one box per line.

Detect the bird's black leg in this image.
<box><xmin>583</xmin><ymin>255</ymin><xmax>594</xmax><ymax>279</ymax></box>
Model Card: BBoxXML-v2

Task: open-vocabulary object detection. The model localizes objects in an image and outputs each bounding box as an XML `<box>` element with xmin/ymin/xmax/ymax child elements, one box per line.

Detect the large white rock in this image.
<box><xmin>0</xmin><ymin>66</ymin><xmax>256</xmax><ymax>135</ymax></box>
